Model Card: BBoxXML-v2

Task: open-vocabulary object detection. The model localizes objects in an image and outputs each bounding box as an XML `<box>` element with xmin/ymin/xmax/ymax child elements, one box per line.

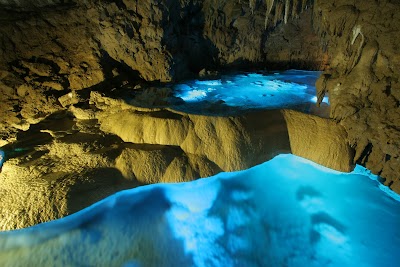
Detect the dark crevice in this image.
<box><xmin>99</xmin><ymin>49</ymin><xmax>141</xmax><ymax>82</ymax></box>
<box><xmin>356</xmin><ymin>142</ymin><xmax>373</xmax><ymax>165</ymax></box>
<box><xmin>31</xmin><ymin>57</ymin><xmax>62</xmax><ymax>74</ymax></box>
<box><xmin>64</xmin><ymin>49</ymin><xmax>144</xmax><ymax>104</ymax></box>
<box><xmin>384</xmin><ymin>85</ymin><xmax>391</xmax><ymax>96</ymax></box>
<box><xmin>161</xmin><ymin>0</ymin><xmax>219</xmax><ymax>79</ymax></box>
<box><xmin>107</xmin><ymin>0</ymin><xmax>127</xmax><ymax>10</ymax></box>
<box><xmin>378</xmin><ymin>176</ymin><xmax>386</xmax><ymax>184</ymax></box>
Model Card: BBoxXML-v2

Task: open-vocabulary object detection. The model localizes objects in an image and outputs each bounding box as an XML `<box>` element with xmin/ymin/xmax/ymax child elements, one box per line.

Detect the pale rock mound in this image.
<box><xmin>0</xmin><ymin>92</ymin><xmax>353</xmax><ymax>230</ymax></box>
<box><xmin>283</xmin><ymin>110</ymin><xmax>354</xmax><ymax>172</ymax></box>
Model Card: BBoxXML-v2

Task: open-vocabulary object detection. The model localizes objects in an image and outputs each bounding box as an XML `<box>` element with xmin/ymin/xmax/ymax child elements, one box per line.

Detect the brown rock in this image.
<box><xmin>282</xmin><ymin>109</ymin><xmax>354</xmax><ymax>172</ymax></box>
<box><xmin>314</xmin><ymin>0</ymin><xmax>400</xmax><ymax>192</ymax></box>
<box><xmin>0</xmin><ymin>92</ymin><xmax>354</xmax><ymax>230</ymax></box>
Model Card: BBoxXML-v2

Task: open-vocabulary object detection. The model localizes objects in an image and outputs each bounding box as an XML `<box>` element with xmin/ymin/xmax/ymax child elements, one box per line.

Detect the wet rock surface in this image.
<box><xmin>313</xmin><ymin>0</ymin><xmax>400</xmax><ymax>191</ymax></box>
<box><xmin>0</xmin><ymin>0</ymin><xmax>324</xmax><ymax>145</ymax></box>
<box><xmin>0</xmin><ymin>0</ymin><xmax>399</xmax><ymax>229</ymax></box>
<box><xmin>0</xmin><ymin>91</ymin><xmax>352</xmax><ymax>230</ymax></box>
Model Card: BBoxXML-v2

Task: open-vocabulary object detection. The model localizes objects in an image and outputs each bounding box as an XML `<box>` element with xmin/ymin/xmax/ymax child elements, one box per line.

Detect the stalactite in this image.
<box><xmin>301</xmin><ymin>0</ymin><xmax>307</xmax><ymax>12</ymax></box>
<box><xmin>262</xmin><ymin>0</ymin><xmax>314</xmax><ymax>30</ymax></box>
<box><xmin>292</xmin><ymin>0</ymin><xmax>299</xmax><ymax>19</ymax></box>
<box><xmin>284</xmin><ymin>0</ymin><xmax>290</xmax><ymax>24</ymax></box>
<box><xmin>274</xmin><ymin>1</ymin><xmax>283</xmax><ymax>27</ymax></box>
<box><xmin>351</xmin><ymin>25</ymin><xmax>363</xmax><ymax>45</ymax></box>
<box><xmin>249</xmin><ymin>0</ymin><xmax>256</xmax><ymax>14</ymax></box>
<box><xmin>264</xmin><ymin>0</ymin><xmax>275</xmax><ymax>29</ymax></box>
<box><xmin>348</xmin><ymin>25</ymin><xmax>365</xmax><ymax>73</ymax></box>
<box><xmin>264</xmin><ymin>9</ymin><xmax>269</xmax><ymax>30</ymax></box>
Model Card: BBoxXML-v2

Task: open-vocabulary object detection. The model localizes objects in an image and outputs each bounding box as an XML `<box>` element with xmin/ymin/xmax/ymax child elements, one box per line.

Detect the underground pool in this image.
<box><xmin>0</xmin><ymin>154</ymin><xmax>399</xmax><ymax>267</ymax></box>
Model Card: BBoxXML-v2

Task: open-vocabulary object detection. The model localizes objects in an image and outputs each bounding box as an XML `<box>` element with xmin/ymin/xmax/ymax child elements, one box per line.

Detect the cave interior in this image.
<box><xmin>0</xmin><ymin>0</ymin><xmax>399</xmax><ymax>265</ymax></box>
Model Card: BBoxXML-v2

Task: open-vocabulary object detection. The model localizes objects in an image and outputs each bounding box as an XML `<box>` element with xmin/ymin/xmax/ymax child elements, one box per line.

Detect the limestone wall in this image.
<box><xmin>0</xmin><ymin>0</ymin><xmax>325</xmax><ymax>147</ymax></box>
<box><xmin>0</xmin><ymin>0</ymin><xmax>399</xmax><ymax>194</ymax></box>
<box><xmin>313</xmin><ymin>0</ymin><xmax>400</xmax><ymax>192</ymax></box>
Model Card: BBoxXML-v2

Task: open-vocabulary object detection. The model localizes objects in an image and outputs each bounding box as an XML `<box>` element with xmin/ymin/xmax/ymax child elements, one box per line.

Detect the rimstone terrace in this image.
<box><xmin>0</xmin><ymin>0</ymin><xmax>399</xmax><ymax>266</ymax></box>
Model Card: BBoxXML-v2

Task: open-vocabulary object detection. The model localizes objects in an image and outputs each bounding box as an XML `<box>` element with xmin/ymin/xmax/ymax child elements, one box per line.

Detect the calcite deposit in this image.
<box><xmin>0</xmin><ymin>90</ymin><xmax>352</xmax><ymax>230</ymax></box>
<box><xmin>0</xmin><ymin>0</ymin><xmax>399</xmax><ymax>229</ymax></box>
<box><xmin>314</xmin><ymin>0</ymin><xmax>400</xmax><ymax>191</ymax></box>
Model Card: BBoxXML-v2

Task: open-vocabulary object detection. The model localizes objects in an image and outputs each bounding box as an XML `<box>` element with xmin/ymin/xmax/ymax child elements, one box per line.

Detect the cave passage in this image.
<box><xmin>170</xmin><ymin>70</ymin><xmax>329</xmax><ymax>116</ymax></box>
<box><xmin>0</xmin><ymin>154</ymin><xmax>399</xmax><ymax>266</ymax></box>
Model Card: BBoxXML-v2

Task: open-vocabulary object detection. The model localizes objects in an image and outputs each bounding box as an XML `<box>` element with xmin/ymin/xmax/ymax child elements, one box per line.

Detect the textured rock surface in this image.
<box><xmin>313</xmin><ymin>0</ymin><xmax>400</xmax><ymax>191</ymax></box>
<box><xmin>0</xmin><ymin>0</ymin><xmax>324</xmax><ymax>82</ymax></box>
<box><xmin>0</xmin><ymin>0</ymin><xmax>325</xmax><ymax>145</ymax></box>
<box><xmin>0</xmin><ymin>91</ymin><xmax>353</xmax><ymax>230</ymax></box>
<box><xmin>0</xmin><ymin>0</ymin><xmax>399</xmax><ymax>229</ymax></box>
<box><xmin>93</xmin><ymin>93</ymin><xmax>292</xmax><ymax>172</ymax></box>
<box><xmin>283</xmin><ymin>109</ymin><xmax>353</xmax><ymax>172</ymax></box>
<box><xmin>202</xmin><ymin>0</ymin><xmax>325</xmax><ymax>69</ymax></box>
<box><xmin>0</xmin><ymin>107</ymin><xmax>279</xmax><ymax>229</ymax></box>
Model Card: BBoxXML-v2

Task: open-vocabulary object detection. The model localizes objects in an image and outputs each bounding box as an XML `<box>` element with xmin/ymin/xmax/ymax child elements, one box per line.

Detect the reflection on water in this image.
<box><xmin>98</xmin><ymin>70</ymin><xmax>329</xmax><ymax>117</ymax></box>
<box><xmin>169</xmin><ymin>70</ymin><xmax>329</xmax><ymax>117</ymax></box>
<box><xmin>0</xmin><ymin>154</ymin><xmax>399</xmax><ymax>266</ymax></box>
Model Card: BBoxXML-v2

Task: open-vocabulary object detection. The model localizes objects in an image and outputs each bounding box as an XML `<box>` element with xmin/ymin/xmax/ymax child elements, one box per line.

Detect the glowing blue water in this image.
<box><xmin>1</xmin><ymin>154</ymin><xmax>399</xmax><ymax>266</ymax></box>
<box><xmin>172</xmin><ymin>70</ymin><xmax>328</xmax><ymax>115</ymax></box>
<box><xmin>0</xmin><ymin>150</ymin><xmax>4</xmax><ymax>168</ymax></box>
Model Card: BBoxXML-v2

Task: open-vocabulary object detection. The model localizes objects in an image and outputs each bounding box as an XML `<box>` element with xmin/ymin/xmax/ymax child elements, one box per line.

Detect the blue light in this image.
<box><xmin>0</xmin><ymin>150</ymin><xmax>4</xmax><ymax>168</ymax></box>
<box><xmin>172</xmin><ymin>70</ymin><xmax>327</xmax><ymax>114</ymax></box>
<box><xmin>311</xmin><ymin>96</ymin><xmax>329</xmax><ymax>104</ymax></box>
<box><xmin>0</xmin><ymin>154</ymin><xmax>399</xmax><ymax>266</ymax></box>
<box><xmin>194</xmin><ymin>80</ymin><xmax>222</xmax><ymax>86</ymax></box>
<box><xmin>180</xmin><ymin>89</ymin><xmax>208</xmax><ymax>102</ymax></box>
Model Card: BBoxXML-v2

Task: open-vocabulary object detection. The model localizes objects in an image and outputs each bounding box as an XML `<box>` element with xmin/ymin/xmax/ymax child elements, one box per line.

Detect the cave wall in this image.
<box><xmin>202</xmin><ymin>0</ymin><xmax>326</xmax><ymax>69</ymax></box>
<box><xmin>0</xmin><ymin>0</ymin><xmax>399</xmax><ymax>192</ymax></box>
<box><xmin>0</xmin><ymin>0</ymin><xmax>322</xmax><ymax>85</ymax></box>
<box><xmin>313</xmin><ymin>0</ymin><xmax>400</xmax><ymax>192</ymax></box>
<box><xmin>0</xmin><ymin>0</ymin><xmax>323</xmax><ymax>144</ymax></box>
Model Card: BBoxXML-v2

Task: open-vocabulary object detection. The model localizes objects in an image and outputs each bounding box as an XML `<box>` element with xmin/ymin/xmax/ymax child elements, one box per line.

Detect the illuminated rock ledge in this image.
<box><xmin>0</xmin><ymin>71</ymin><xmax>351</xmax><ymax>230</ymax></box>
<box><xmin>0</xmin><ymin>103</ymin><xmax>352</xmax><ymax>230</ymax></box>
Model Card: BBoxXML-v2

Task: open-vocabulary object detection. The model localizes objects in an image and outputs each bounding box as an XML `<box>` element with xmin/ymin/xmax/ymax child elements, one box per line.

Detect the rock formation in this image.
<box><xmin>0</xmin><ymin>91</ymin><xmax>352</xmax><ymax>230</ymax></box>
<box><xmin>313</xmin><ymin>0</ymin><xmax>400</xmax><ymax>192</ymax></box>
<box><xmin>282</xmin><ymin>109</ymin><xmax>353</xmax><ymax>172</ymax></box>
<box><xmin>0</xmin><ymin>0</ymin><xmax>399</xmax><ymax>229</ymax></box>
<box><xmin>0</xmin><ymin>0</ymin><xmax>324</xmax><ymax>146</ymax></box>
<box><xmin>0</xmin><ymin>0</ymin><xmax>201</xmax><ymax>145</ymax></box>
